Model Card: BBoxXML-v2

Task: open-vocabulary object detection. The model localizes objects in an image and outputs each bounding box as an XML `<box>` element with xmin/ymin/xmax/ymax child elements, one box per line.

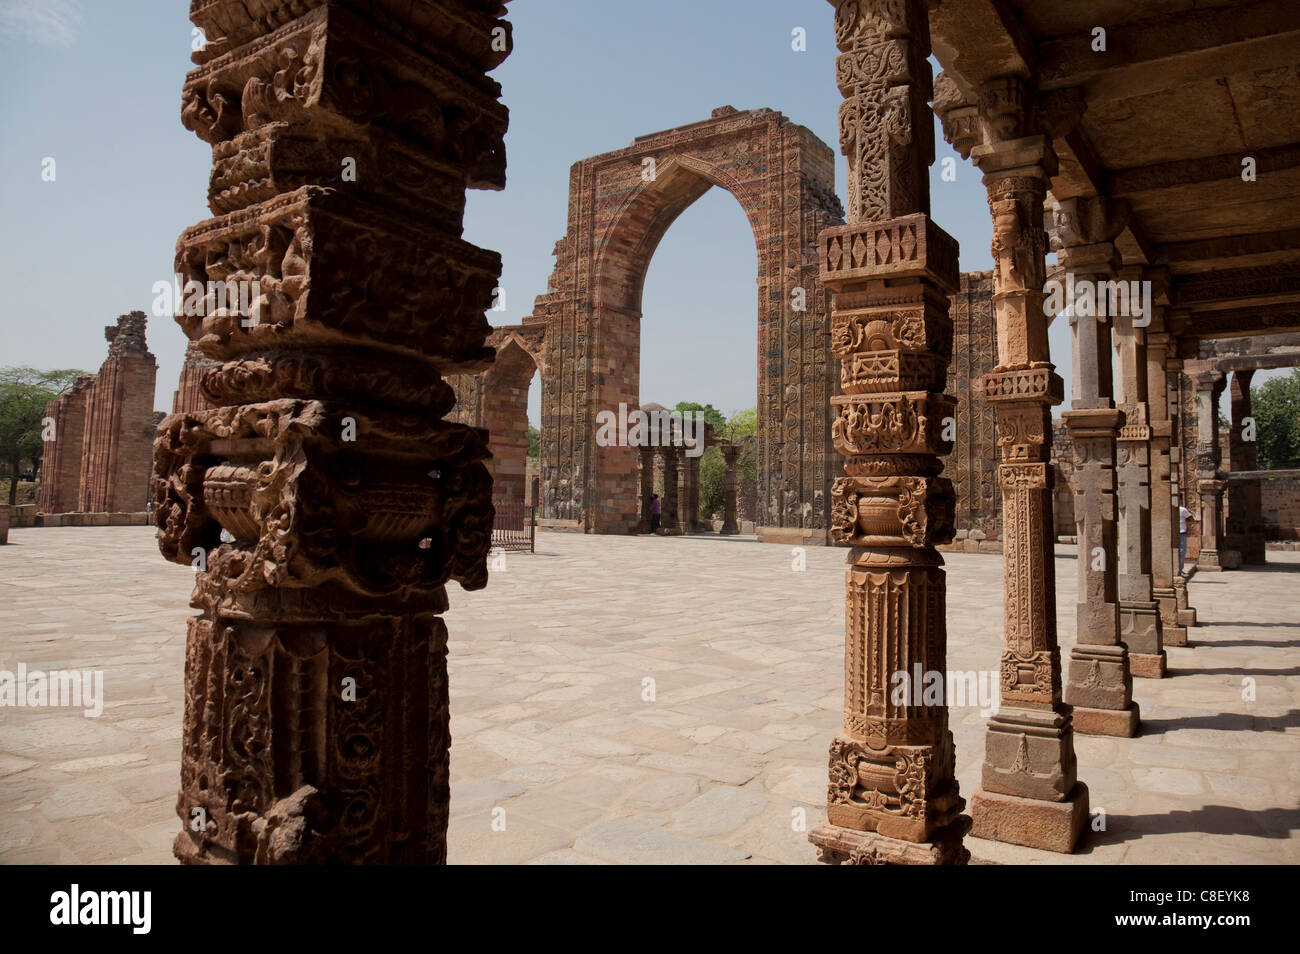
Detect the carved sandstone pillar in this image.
<box><xmin>1113</xmin><ymin>277</ymin><xmax>1165</xmax><ymax>678</ymax></box>
<box><xmin>153</xmin><ymin>1</ymin><xmax>510</xmax><ymax>863</ymax></box>
<box><xmin>810</xmin><ymin>0</ymin><xmax>967</xmax><ymax>866</ymax></box>
<box><xmin>1226</xmin><ymin>369</ymin><xmax>1265</xmax><ymax>565</ymax></box>
<box><xmin>720</xmin><ymin>444</ymin><xmax>740</xmax><ymax>535</ymax></box>
<box><xmin>687</xmin><ymin>453</ymin><xmax>701</xmax><ymax>533</ymax></box>
<box><xmin>1057</xmin><ymin>201</ymin><xmax>1139</xmax><ymax>738</ymax></box>
<box><xmin>675</xmin><ymin>448</ymin><xmax>692</xmax><ymax>534</ymax></box>
<box><xmin>661</xmin><ymin>446</ymin><xmax>681</xmax><ymax>535</ymax></box>
<box><xmin>1146</xmin><ymin>318</ymin><xmax>1186</xmax><ymax>647</ymax></box>
<box><xmin>1163</xmin><ymin>320</ymin><xmax>1199</xmax><ymax>632</ymax></box>
<box><xmin>636</xmin><ymin>444</ymin><xmax>654</xmax><ymax>533</ymax></box>
<box><xmin>1194</xmin><ymin>370</ymin><xmax>1236</xmax><ymax>570</ymax></box>
<box><xmin>934</xmin><ymin>76</ymin><xmax>1088</xmax><ymax>853</ymax></box>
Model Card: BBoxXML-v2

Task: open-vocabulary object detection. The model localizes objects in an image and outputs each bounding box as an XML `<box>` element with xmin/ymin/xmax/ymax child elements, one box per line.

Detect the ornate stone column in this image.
<box><xmin>1146</xmin><ymin>316</ymin><xmax>1186</xmax><ymax>647</ymax></box>
<box><xmin>1226</xmin><ymin>369</ymin><xmax>1265</xmax><ymax>565</ymax></box>
<box><xmin>661</xmin><ymin>446</ymin><xmax>681</xmax><ymax>535</ymax></box>
<box><xmin>687</xmin><ymin>453</ymin><xmax>701</xmax><ymax>532</ymax></box>
<box><xmin>636</xmin><ymin>444</ymin><xmax>654</xmax><ymax>533</ymax></box>
<box><xmin>720</xmin><ymin>444</ymin><xmax>740</xmax><ymax>535</ymax></box>
<box><xmin>1113</xmin><ymin>274</ymin><xmax>1165</xmax><ymax>678</ymax></box>
<box><xmin>675</xmin><ymin>448</ymin><xmax>692</xmax><ymax>534</ymax></box>
<box><xmin>809</xmin><ymin>0</ymin><xmax>967</xmax><ymax>866</ymax></box>
<box><xmin>1058</xmin><ymin>199</ymin><xmax>1139</xmax><ymax>738</ymax></box>
<box><xmin>1163</xmin><ymin>318</ymin><xmax>1198</xmax><ymax>633</ymax></box>
<box><xmin>153</xmin><ymin>0</ymin><xmax>510</xmax><ymax>863</ymax></box>
<box><xmin>936</xmin><ymin>75</ymin><xmax>1087</xmax><ymax>853</ymax></box>
<box><xmin>1194</xmin><ymin>370</ymin><xmax>1237</xmax><ymax>570</ymax></box>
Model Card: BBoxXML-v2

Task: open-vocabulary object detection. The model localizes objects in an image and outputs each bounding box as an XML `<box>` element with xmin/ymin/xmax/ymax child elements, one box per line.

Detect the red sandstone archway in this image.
<box><xmin>461</xmin><ymin>106</ymin><xmax>845</xmax><ymax>540</ymax></box>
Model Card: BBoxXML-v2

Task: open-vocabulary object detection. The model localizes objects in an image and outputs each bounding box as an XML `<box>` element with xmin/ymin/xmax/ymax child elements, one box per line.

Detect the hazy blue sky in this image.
<box><xmin>0</xmin><ymin>0</ymin><xmax>1273</xmax><ymax>425</ymax></box>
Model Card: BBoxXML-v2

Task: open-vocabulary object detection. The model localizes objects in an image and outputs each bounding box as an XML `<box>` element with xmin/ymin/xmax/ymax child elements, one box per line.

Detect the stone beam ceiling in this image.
<box><xmin>927</xmin><ymin>0</ymin><xmax>1300</xmax><ymax>342</ymax></box>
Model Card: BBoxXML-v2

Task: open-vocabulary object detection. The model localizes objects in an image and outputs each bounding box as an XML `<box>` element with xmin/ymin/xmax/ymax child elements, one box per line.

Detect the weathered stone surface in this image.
<box><xmin>152</xmin><ymin>0</ymin><xmax>511</xmax><ymax>865</ymax></box>
<box><xmin>37</xmin><ymin>313</ymin><xmax>157</xmax><ymax>515</ymax></box>
<box><xmin>456</xmin><ymin>106</ymin><xmax>844</xmax><ymax>538</ymax></box>
<box><xmin>811</xmin><ymin>0</ymin><xmax>967</xmax><ymax>866</ymax></box>
<box><xmin>968</xmin><ymin>784</ymin><xmax>1089</xmax><ymax>854</ymax></box>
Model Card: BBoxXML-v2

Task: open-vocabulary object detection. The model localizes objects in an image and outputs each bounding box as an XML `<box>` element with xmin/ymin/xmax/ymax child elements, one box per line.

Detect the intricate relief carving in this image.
<box><xmin>831</xmin><ymin>392</ymin><xmax>955</xmax><ymax>457</ymax></box>
<box><xmin>831</xmin><ymin>475</ymin><xmax>955</xmax><ymax>547</ymax></box>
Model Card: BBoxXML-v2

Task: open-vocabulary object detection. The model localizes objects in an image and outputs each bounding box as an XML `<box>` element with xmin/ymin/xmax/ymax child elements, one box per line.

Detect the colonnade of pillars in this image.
<box><xmin>157</xmin><ymin>0</ymin><xmax>1267</xmax><ymax>867</ymax></box>
<box><xmin>635</xmin><ymin>442</ymin><xmax>742</xmax><ymax>536</ymax></box>
<box><xmin>811</xmin><ymin>0</ymin><xmax>1231</xmax><ymax>864</ymax></box>
<box><xmin>1196</xmin><ymin>366</ymin><xmax>1270</xmax><ymax>571</ymax></box>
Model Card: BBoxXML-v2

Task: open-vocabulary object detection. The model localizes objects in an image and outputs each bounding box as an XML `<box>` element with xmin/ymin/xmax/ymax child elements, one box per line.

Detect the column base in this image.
<box><xmin>969</xmin><ymin>783</ymin><xmax>1089</xmax><ymax>854</ymax></box>
<box><xmin>1130</xmin><ymin>651</ymin><xmax>1167</xmax><ymax>678</ymax></box>
<box><xmin>1173</xmin><ymin>576</ymin><xmax>1198</xmax><ymax>627</ymax></box>
<box><xmin>1197</xmin><ymin>549</ymin><xmax>1241</xmax><ymax>570</ymax></box>
<box><xmin>1163</xmin><ymin>623</ymin><xmax>1188</xmax><ymax>647</ymax></box>
<box><xmin>1071</xmin><ymin>702</ymin><xmax>1140</xmax><ymax>737</ymax></box>
<box><xmin>1119</xmin><ymin>599</ymin><xmax>1162</xmax><ymax>651</ymax></box>
<box><xmin>980</xmin><ymin>706</ymin><xmax>1078</xmax><ymax>802</ymax></box>
<box><xmin>810</xmin><ymin>819</ymin><xmax>971</xmax><ymax>866</ymax></box>
<box><xmin>719</xmin><ymin>521</ymin><xmax>739</xmax><ymax>535</ymax></box>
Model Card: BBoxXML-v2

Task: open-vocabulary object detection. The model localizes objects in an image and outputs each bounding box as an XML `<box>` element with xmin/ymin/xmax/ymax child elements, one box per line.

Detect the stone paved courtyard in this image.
<box><xmin>0</xmin><ymin>526</ymin><xmax>1296</xmax><ymax>865</ymax></box>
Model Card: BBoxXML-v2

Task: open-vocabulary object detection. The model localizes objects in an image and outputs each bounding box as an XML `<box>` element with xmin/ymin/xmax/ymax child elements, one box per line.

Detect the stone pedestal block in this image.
<box><xmin>969</xmin><ymin>783</ymin><xmax>1089</xmax><ymax>854</ymax></box>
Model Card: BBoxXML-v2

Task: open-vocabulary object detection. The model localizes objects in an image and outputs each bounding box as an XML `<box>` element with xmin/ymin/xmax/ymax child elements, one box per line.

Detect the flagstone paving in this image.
<box><xmin>0</xmin><ymin>526</ymin><xmax>1296</xmax><ymax>864</ymax></box>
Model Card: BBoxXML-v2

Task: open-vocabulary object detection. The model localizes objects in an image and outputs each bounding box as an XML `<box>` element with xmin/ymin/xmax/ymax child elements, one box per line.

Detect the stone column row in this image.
<box><xmin>938</xmin><ymin>74</ymin><xmax>1088</xmax><ymax>852</ymax></box>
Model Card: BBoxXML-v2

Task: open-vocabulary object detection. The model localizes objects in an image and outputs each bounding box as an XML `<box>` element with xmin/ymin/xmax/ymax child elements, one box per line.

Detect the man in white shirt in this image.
<box><xmin>1178</xmin><ymin>501</ymin><xmax>1194</xmax><ymax>575</ymax></box>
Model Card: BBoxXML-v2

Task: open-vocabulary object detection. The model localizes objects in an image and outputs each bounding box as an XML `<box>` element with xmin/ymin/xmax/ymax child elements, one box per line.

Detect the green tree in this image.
<box><xmin>1252</xmin><ymin>369</ymin><xmax>1300</xmax><ymax>469</ymax></box>
<box><xmin>723</xmin><ymin>407</ymin><xmax>757</xmax><ymax>441</ymax></box>
<box><xmin>673</xmin><ymin>401</ymin><xmax>726</xmax><ymax>432</ymax></box>
<box><xmin>0</xmin><ymin>367</ymin><xmax>84</xmax><ymax>505</ymax></box>
<box><xmin>693</xmin><ymin>406</ymin><xmax>759</xmax><ymax>522</ymax></box>
<box><xmin>527</xmin><ymin>423</ymin><xmax>540</xmax><ymax>459</ymax></box>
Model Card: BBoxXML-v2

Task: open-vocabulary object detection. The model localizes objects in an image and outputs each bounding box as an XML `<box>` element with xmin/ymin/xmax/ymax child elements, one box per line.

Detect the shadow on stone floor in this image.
<box><xmin>1138</xmin><ymin>708</ymin><xmax>1300</xmax><ymax>735</ymax></box>
<box><xmin>1166</xmin><ymin>666</ymin><xmax>1300</xmax><ymax>678</ymax></box>
<box><xmin>1080</xmin><ymin>805</ymin><xmax>1300</xmax><ymax>846</ymax></box>
<box><xmin>1199</xmin><ymin>636</ymin><xmax>1300</xmax><ymax>647</ymax></box>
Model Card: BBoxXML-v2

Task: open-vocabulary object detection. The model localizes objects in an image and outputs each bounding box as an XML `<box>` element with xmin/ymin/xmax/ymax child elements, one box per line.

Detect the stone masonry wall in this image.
<box><xmin>37</xmin><ymin>312</ymin><xmax>157</xmax><ymax>514</ymax></box>
<box><xmin>37</xmin><ymin>374</ymin><xmax>94</xmax><ymax>513</ymax></box>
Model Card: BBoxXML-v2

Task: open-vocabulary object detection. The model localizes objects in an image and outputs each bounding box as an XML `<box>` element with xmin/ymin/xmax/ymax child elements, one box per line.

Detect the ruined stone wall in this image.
<box><xmin>1260</xmin><ymin>471</ymin><xmax>1300</xmax><ymax>539</ymax></box>
<box><xmin>448</xmin><ymin>325</ymin><xmax>544</xmax><ymax>513</ymax></box>
<box><xmin>77</xmin><ymin>312</ymin><xmax>157</xmax><ymax>512</ymax></box>
<box><xmin>37</xmin><ymin>374</ymin><xmax>93</xmax><ymax>514</ymax></box>
<box><xmin>172</xmin><ymin>342</ymin><xmax>217</xmax><ymax>414</ymax></box>
<box><xmin>945</xmin><ymin>270</ymin><xmax>999</xmax><ymax>539</ymax></box>
<box><xmin>37</xmin><ymin>313</ymin><xmax>157</xmax><ymax>514</ymax></box>
<box><xmin>523</xmin><ymin>106</ymin><xmax>843</xmax><ymax>539</ymax></box>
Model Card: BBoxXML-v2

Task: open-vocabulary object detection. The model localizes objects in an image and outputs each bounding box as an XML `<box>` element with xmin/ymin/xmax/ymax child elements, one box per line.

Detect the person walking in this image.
<box><xmin>649</xmin><ymin>493</ymin><xmax>661</xmax><ymax>534</ymax></box>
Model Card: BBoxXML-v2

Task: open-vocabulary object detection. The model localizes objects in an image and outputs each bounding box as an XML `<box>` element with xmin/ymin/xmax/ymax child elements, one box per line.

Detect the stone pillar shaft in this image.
<box><xmin>1058</xmin><ymin>219</ymin><xmax>1139</xmax><ymax>738</ymax></box>
<box><xmin>1114</xmin><ymin>296</ymin><xmax>1165</xmax><ymax>678</ymax></box>
<box><xmin>636</xmin><ymin>445</ymin><xmax>654</xmax><ymax>533</ymax></box>
<box><xmin>1194</xmin><ymin>370</ymin><xmax>1235</xmax><ymax>570</ymax></box>
<box><xmin>153</xmin><ymin>0</ymin><xmax>511</xmax><ymax>864</ymax></box>
<box><xmin>675</xmin><ymin>449</ymin><xmax>691</xmax><ymax>534</ymax></box>
<box><xmin>810</xmin><ymin>0</ymin><xmax>968</xmax><ymax>866</ymax></box>
<box><xmin>661</xmin><ymin>447</ymin><xmax>681</xmax><ymax>535</ymax></box>
<box><xmin>946</xmin><ymin>80</ymin><xmax>1087</xmax><ymax>853</ymax></box>
<box><xmin>1146</xmin><ymin>323</ymin><xmax>1186</xmax><ymax>646</ymax></box>
<box><xmin>1226</xmin><ymin>370</ymin><xmax>1265</xmax><ymax>564</ymax></box>
<box><xmin>720</xmin><ymin>444</ymin><xmax>740</xmax><ymax>535</ymax></box>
